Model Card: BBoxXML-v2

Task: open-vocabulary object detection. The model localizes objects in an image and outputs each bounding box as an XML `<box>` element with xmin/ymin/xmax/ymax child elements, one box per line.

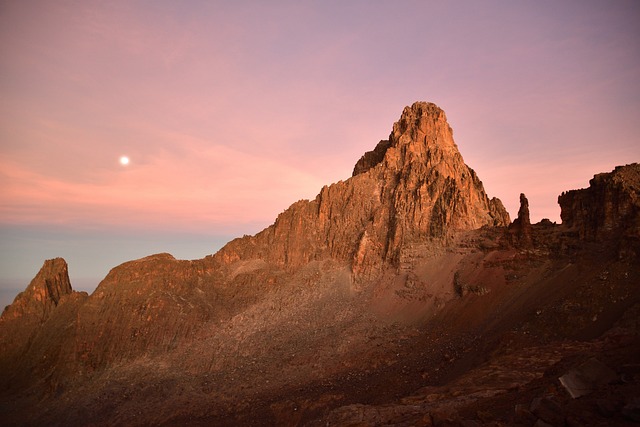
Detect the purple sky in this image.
<box><xmin>1</xmin><ymin>1</ymin><xmax>639</xmax><ymax>303</ymax></box>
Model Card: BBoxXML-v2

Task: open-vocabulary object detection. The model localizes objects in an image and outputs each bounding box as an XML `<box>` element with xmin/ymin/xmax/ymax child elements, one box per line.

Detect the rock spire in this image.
<box><xmin>509</xmin><ymin>193</ymin><xmax>532</xmax><ymax>247</ymax></box>
<box><xmin>1</xmin><ymin>257</ymin><xmax>72</xmax><ymax>322</ymax></box>
<box><xmin>216</xmin><ymin>102</ymin><xmax>510</xmax><ymax>277</ymax></box>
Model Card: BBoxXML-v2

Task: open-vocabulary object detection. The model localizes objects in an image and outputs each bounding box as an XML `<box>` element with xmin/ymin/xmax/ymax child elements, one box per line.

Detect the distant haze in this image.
<box><xmin>1</xmin><ymin>1</ymin><xmax>639</xmax><ymax>298</ymax></box>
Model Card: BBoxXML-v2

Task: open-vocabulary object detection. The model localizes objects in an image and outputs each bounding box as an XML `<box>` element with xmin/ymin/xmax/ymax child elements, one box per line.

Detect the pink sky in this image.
<box><xmin>1</xmin><ymin>1</ymin><xmax>639</xmax><ymax>296</ymax></box>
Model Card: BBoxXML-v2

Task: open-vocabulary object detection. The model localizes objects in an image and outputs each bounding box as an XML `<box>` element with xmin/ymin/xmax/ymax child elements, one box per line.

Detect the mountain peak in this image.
<box><xmin>353</xmin><ymin>101</ymin><xmax>452</xmax><ymax>177</ymax></box>
<box><xmin>218</xmin><ymin>101</ymin><xmax>510</xmax><ymax>277</ymax></box>
<box><xmin>1</xmin><ymin>257</ymin><xmax>72</xmax><ymax>322</ymax></box>
<box><xmin>392</xmin><ymin>101</ymin><xmax>451</xmax><ymax>145</ymax></box>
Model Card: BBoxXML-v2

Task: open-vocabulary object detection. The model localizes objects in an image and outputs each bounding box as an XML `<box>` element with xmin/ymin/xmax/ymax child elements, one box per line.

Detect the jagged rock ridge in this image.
<box><xmin>216</xmin><ymin>102</ymin><xmax>510</xmax><ymax>279</ymax></box>
<box><xmin>559</xmin><ymin>163</ymin><xmax>640</xmax><ymax>242</ymax></box>
<box><xmin>0</xmin><ymin>258</ymin><xmax>85</xmax><ymax>391</ymax></box>
<box><xmin>1</xmin><ymin>257</ymin><xmax>72</xmax><ymax>322</ymax></box>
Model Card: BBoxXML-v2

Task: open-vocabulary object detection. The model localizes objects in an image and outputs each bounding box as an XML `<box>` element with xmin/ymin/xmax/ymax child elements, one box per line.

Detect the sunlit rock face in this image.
<box><xmin>216</xmin><ymin>102</ymin><xmax>510</xmax><ymax>279</ymax></box>
<box><xmin>0</xmin><ymin>257</ymin><xmax>73</xmax><ymax>323</ymax></box>
<box><xmin>0</xmin><ymin>258</ymin><xmax>85</xmax><ymax>392</ymax></box>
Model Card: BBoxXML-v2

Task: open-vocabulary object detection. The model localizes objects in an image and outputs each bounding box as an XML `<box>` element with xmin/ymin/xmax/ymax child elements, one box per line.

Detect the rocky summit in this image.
<box><xmin>216</xmin><ymin>102</ymin><xmax>510</xmax><ymax>279</ymax></box>
<box><xmin>1</xmin><ymin>103</ymin><xmax>639</xmax><ymax>427</ymax></box>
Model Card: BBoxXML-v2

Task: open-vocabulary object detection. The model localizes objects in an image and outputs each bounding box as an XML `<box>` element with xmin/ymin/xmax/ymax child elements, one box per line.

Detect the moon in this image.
<box><xmin>119</xmin><ymin>156</ymin><xmax>130</xmax><ymax>166</ymax></box>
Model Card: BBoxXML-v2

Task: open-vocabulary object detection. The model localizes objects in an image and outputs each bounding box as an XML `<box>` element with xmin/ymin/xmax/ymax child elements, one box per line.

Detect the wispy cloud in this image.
<box><xmin>0</xmin><ymin>132</ymin><xmax>326</xmax><ymax>232</ymax></box>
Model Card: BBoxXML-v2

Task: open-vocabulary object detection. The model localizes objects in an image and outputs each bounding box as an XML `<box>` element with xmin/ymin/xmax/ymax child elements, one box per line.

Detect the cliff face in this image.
<box><xmin>216</xmin><ymin>102</ymin><xmax>509</xmax><ymax>278</ymax></box>
<box><xmin>1</xmin><ymin>257</ymin><xmax>72</xmax><ymax>323</ymax></box>
<box><xmin>558</xmin><ymin>163</ymin><xmax>640</xmax><ymax>246</ymax></box>
<box><xmin>0</xmin><ymin>258</ymin><xmax>86</xmax><ymax>392</ymax></box>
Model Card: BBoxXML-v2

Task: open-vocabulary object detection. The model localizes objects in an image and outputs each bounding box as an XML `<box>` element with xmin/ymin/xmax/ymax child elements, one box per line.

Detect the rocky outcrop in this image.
<box><xmin>352</xmin><ymin>139</ymin><xmax>392</xmax><ymax>176</ymax></box>
<box><xmin>0</xmin><ymin>257</ymin><xmax>72</xmax><ymax>323</ymax></box>
<box><xmin>0</xmin><ymin>258</ymin><xmax>82</xmax><ymax>393</ymax></box>
<box><xmin>216</xmin><ymin>102</ymin><xmax>510</xmax><ymax>279</ymax></box>
<box><xmin>558</xmin><ymin>163</ymin><xmax>640</xmax><ymax>245</ymax></box>
<box><xmin>509</xmin><ymin>193</ymin><xmax>533</xmax><ymax>247</ymax></box>
<box><xmin>516</xmin><ymin>193</ymin><xmax>531</xmax><ymax>226</ymax></box>
<box><xmin>489</xmin><ymin>197</ymin><xmax>511</xmax><ymax>227</ymax></box>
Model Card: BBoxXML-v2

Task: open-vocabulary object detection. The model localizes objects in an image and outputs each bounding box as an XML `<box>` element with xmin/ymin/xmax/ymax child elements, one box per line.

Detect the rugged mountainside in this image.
<box><xmin>0</xmin><ymin>258</ymin><xmax>81</xmax><ymax>379</ymax></box>
<box><xmin>1</xmin><ymin>103</ymin><xmax>638</xmax><ymax>427</ymax></box>
<box><xmin>216</xmin><ymin>102</ymin><xmax>509</xmax><ymax>279</ymax></box>
<box><xmin>1</xmin><ymin>257</ymin><xmax>73</xmax><ymax>323</ymax></box>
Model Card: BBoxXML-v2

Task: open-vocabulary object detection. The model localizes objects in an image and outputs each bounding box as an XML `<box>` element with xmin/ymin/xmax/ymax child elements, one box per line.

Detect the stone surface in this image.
<box><xmin>216</xmin><ymin>102</ymin><xmax>510</xmax><ymax>281</ymax></box>
<box><xmin>558</xmin><ymin>358</ymin><xmax>617</xmax><ymax>398</ymax></box>
<box><xmin>509</xmin><ymin>193</ymin><xmax>533</xmax><ymax>247</ymax></box>
<box><xmin>1</xmin><ymin>257</ymin><xmax>72</xmax><ymax>322</ymax></box>
<box><xmin>516</xmin><ymin>193</ymin><xmax>531</xmax><ymax>227</ymax></box>
<box><xmin>353</xmin><ymin>139</ymin><xmax>392</xmax><ymax>176</ymax></box>
<box><xmin>0</xmin><ymin>258</ymin><xmax>85</xmax><ymax>396</ymax></box>
<box><xmin>530</xmin><ymin>397</ymin><xmax>564</xmax><ymax>426</ymax></box>
<box><xmin>558</xmin><ymin>163</ymin><xmax>640</xmax><ymax>242</ymax></box>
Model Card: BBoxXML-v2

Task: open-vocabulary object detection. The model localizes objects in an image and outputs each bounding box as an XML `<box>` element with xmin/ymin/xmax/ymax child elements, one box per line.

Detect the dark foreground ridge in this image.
<box><xmin>1</xmin><ymin>103</ymin><xmax>639</xmax><ymax>426</ymax></box>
